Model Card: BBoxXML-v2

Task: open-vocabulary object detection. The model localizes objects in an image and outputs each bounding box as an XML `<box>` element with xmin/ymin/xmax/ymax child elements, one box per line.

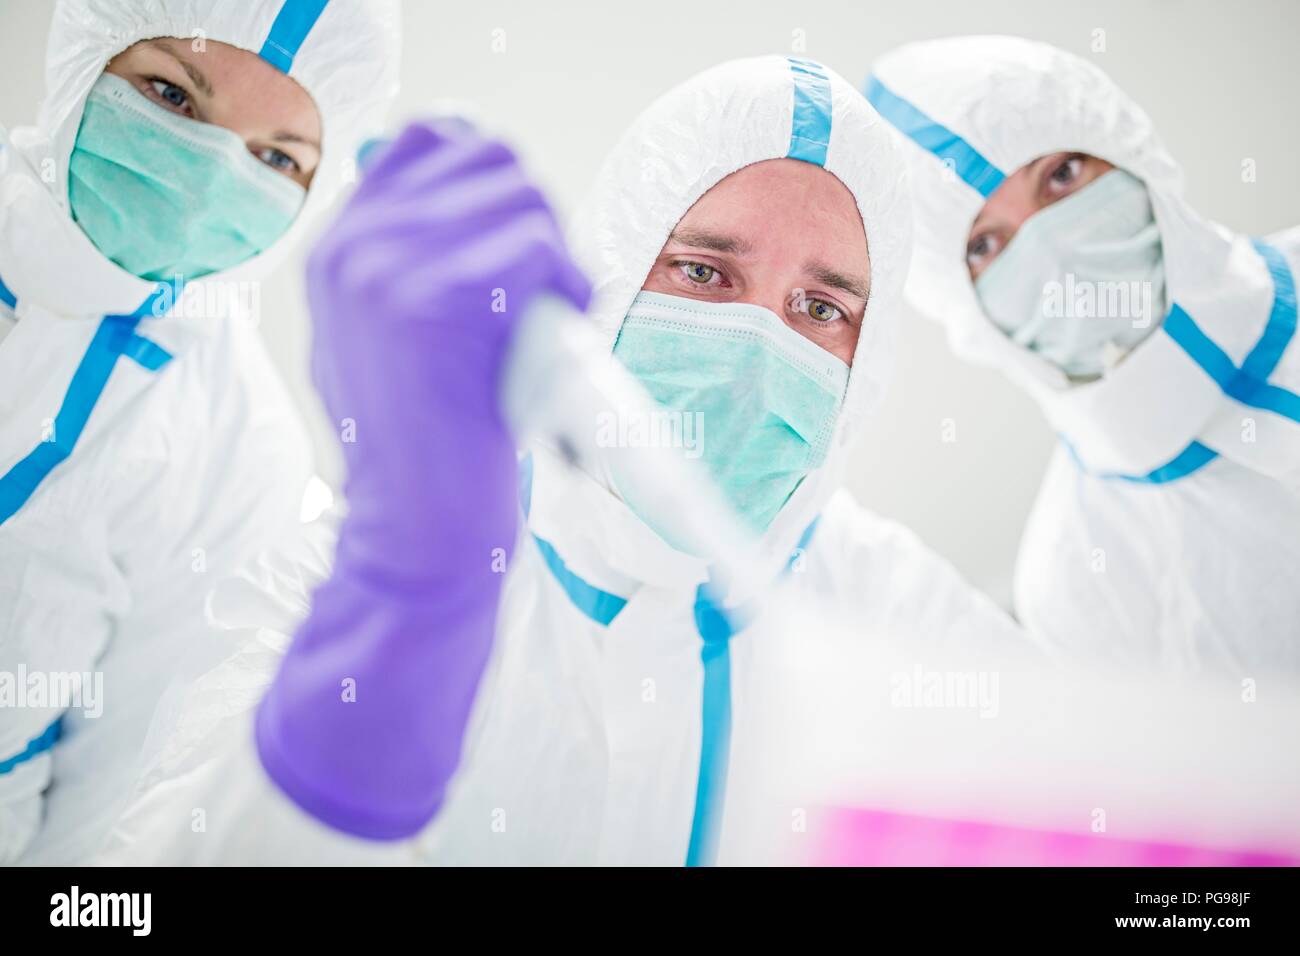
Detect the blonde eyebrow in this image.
<box><xmin>147</xmin><ymin>40</ymin><xmax>214</xmax><ymax>97</ymax></box>
<box><xmin>272</xmin><ymin>130</ymin><xmax>321</xmax><ymax>151</ymax></box>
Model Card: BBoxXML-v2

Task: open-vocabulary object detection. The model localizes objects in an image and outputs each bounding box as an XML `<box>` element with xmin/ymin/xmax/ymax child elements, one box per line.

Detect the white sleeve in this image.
<box><xmin>0</xmin><ymin>731</ymin><xmax>53</xmax><ymax>863</ymax></box>
<box><xmin>99</xmin><ymin>508</ymin><xmax>416</xmax><ymax>864</ymax></box>
<box><xmin>1</xmin><ymin>335</ymin><xmax>313</xmax><ymax>864</ymax></box>
<box><xmin>1263</xmin><ymin>224</ymin><xmax>1300</xmax><ymax>261</ymax></box>
<box><xmin>814</xmin><ymin>490</ymin><xmax>1045</xmax><ymax>657</ymax></box>
<box><xmin>0</xmin><ymin>495</ymin><xmax>119</xmax><ymax>863</ymax></box>
<box><xmin>98</xmin><ymin>620</ymin><xmax>416</xmax><ymax>866</ymax></box>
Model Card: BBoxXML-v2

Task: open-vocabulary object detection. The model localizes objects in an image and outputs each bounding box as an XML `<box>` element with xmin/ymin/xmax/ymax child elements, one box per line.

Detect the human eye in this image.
<box><xmin>1044</xmin><ymin>153</ymin><xmax>1085</xmax><ymax>198</ymax></box>
<box><xmin>144</xmin><ymin>78</ymin><xmax>195</xmax><ymax>118</ymax></box>
<box><xmin>674</xmin><ymin>260</ymin><xmax>724</xmax><ymax>287</ymax></box>
<box><xmin>966</xmin><ymin>231</ymin><xmax>1005</xmax><ymax>277</ymax></box>
<box><xmin>801</xmin><ymin>296</ymin><xmax>843</xmax><ymax>324</ymax></box>
<box><xmin>254</xmin><ymin>146</ymin><xmax>303</xmax><ymax>176</ymax></box>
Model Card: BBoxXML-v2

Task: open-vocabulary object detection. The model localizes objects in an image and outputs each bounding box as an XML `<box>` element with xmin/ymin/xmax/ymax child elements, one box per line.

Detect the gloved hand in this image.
<box><xmin>255</xmin><ymin>120</ymin><xmax>592</xmax><ymax>840</ymax></box>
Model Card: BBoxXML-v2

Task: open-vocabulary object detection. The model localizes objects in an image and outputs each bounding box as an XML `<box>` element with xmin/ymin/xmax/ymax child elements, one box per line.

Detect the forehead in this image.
<box><xmin>139</xmin><ymin>37</ymin><xmax>320</xmax><ymax>138</ymax></box>
<box><xmin>675</xmin><ymin>158</ymin><xmax>868</xmax><ymax>264</ymax></box>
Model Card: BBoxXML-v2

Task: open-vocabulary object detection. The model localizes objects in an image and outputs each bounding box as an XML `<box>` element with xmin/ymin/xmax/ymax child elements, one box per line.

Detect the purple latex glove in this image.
<box><xmin>255</xmin><ymin>121</ymin><xmax>591</xmax><ymax>840</ymax></box>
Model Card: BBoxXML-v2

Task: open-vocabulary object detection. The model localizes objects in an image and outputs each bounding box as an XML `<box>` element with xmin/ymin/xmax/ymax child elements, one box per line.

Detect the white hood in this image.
<box><xmin>869</xmin><ymin>36</ymin><xmax>1300</xmax><ymax>482</ymax></box>
<box><xmin>557</xmin><ymin>55</ymin><xmax>913</xmax><ymax>568</ymax></box>
<box><xmin>0</xmin><ymin>0</ymin><xmax>401</xmax><ymax>318</ymax></box>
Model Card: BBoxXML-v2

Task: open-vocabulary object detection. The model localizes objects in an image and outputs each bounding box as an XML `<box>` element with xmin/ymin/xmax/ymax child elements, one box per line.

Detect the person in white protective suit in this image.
<box><xmin>0</xmin><ymin>0</ymin><xmax>400</xmax><ymax>864</ymax></box>
<box><xmin>98</xmin><ymin>56</ymin><xmax>1034</xmax><ymax>867</ymax></box>
<box><xmin>867</xmin><ymin>37</ymin><xmax>1300</xmax><ymax>674</ymax></box>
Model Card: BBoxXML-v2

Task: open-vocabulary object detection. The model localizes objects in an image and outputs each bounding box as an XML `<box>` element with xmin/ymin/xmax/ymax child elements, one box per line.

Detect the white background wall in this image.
<box><xmin>3</xmin><ymin>0</ymin><xmax>1298</xmax><ymax>604</ymax></box>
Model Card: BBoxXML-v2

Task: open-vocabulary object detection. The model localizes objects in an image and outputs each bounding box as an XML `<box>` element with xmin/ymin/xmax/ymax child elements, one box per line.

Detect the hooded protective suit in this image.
<box><xmin>868</xmin><ymin>37</ymin><xmax>1300</xmax><ymax>673</ymax></box>
<box><xmin>0</xmin><ymin>0</ymin><xmax>400</xmax><ymax>863</ymax></box>
<box><xmin>98</xmin><ymin>56</ymin><xmax>1030</xmax><ymax>866</ymax></box>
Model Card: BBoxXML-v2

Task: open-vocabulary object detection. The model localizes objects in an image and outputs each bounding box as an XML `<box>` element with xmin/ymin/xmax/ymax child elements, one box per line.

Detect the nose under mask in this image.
<box><xmin>975</xmin><ymin>169</ymin><xmax>1167</xmax><ymax>381</ymax></box>
<box><xmin>609</xmin><ymin>290</ymin><xmax>849</xmax><ymax>542</ymax></box>
<box><xmin>68</xmin><ymin>73</ymin><xmax>306</xmax><ymax>283</ymax></box>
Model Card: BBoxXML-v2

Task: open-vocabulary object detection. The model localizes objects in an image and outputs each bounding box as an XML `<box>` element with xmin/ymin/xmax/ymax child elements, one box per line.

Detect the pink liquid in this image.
<box><xmin>811</xmin><ymin>808</ymin><xmax>1299</xmax><ymax>867</ymax></box>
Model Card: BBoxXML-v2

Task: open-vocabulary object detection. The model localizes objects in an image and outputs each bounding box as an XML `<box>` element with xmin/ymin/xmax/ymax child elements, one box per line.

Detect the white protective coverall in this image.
<box><xmin>0</xmin><ymin>0</ymin><xmax>400</xmax><ymax>863</ymax></box>
<box><xmin>98</xmin><ymin>56</ymin><xmax>1032</xmax><ymax>867</ymax></box>
<box><xmin>868</xmin><ymin>37</ymin><xmax>1300</xmax><ymax>674</ymax></box>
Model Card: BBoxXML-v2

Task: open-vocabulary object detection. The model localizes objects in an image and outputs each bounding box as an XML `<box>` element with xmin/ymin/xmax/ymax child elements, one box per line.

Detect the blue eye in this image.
<box><xmin>149</xmin><ymin>79</ymin><xmax>190</xmax><ymax>113</ymax></box>
<box><xmin>256</xmin><ymin>148</ymin><xmax>300</xmax><ymax>174</ymax></box>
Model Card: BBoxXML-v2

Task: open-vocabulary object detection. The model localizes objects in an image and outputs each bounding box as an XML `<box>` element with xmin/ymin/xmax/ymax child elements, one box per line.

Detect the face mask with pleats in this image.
<box><xmin>609</xmin><ymin>290</ymin><xmax>849</xmax><ymax>539</ymax></box>
<box><xmin>975</xmin><ymin>169</ymin><xmax>1167</xmax><ymax>381</ymax></box>
<box><xmin>68</xmin><ymin>73</ymin><xmax>306</xmax><ymax>282</ymax></box>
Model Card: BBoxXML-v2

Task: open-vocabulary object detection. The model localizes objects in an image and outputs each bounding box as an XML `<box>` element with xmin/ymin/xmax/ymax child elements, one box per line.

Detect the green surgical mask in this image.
<box><xmin>611</xmin><ymin>291</ymin><xmax>849</xmax><ymax>535</ymax></box>
<box><xmin>68</xmin><ymin>73</ymin><xmax>306</xmax><ymax>282</ymax></box>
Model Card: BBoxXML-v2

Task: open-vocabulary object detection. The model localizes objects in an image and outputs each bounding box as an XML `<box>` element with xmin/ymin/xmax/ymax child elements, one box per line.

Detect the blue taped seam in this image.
<box><xmin>685</xmin><ymin>587</ymin><xmax>733</xmax><ymax>869</ymax></box>
<box><xmin>1162</xmin><ymin>246</ymin><xmax>1300</xmax><ymax>424</ymax></box>
<box><xmin>530</xmin><ymin>533</ymin><xmax>628</xmax><ymax>627</ymax></box>
<box><xmin>1068</xmin><ymin>240</ymin><xmax>1298</xmax><ymax>484</ymax></box>
<box><xmin>0</xmin><ymin>273</ymin><xmax>16</xmax><ymax>310</ymax></box>
<box><xmin>1117</xmin><ymin>440</ymin><xmax>1220</xmax><ymax>485</ymax></box>
<box><xmin>0</xmin><ymin>718</ymin><xmax>63</xmax><ymax>775</ymax></box>
<box><xmin>514</xmin><ymin>453</ymin><xmax>821</xmax><ymax>867</ymax></box>
<box><xmin>517</xmin><ymin>453</ymin><xmax>627</xmax><ymax>625</ymax></box>
<box><xmin>1241</xmin><ymin>239</ymin><xmax>1297</xmax><ymax>382</ymax></box>
<box><xmin>121</xmin><ymin>333</ymin><xmax>173</xmax><ymax>371</ymax></box>
<box><xmin>0</xmin><ymin>280</ymin><xmax>178</xmax><ymax>526</ymax></box>
<box><xmin>1163</xmin><ymin>305</ymin><xmax>1239</xmax><ymax>385</ymax></box>
<box><xmin>865</xmin><ymin>75</ymin><xmax>1006</xmax><ymax>198</ymax></box>
<box><xmin>1059</xmin><ymin>433</ymin><xmax>1220</xmax><ymax>485</ymax></box>
<box><xmin>787</xmin><ymin>58</ymin><xmax>833</xmax><ymax>167</ymax></box>
<box><xmin>258</xmin><ymin>0</ymin><xmax>330</xmax><ymax>73</ymax></box>
<box><xmin>684</xmin><ymin>517</ymin><xmax>820</xmax><ymax>867</ymax></box>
